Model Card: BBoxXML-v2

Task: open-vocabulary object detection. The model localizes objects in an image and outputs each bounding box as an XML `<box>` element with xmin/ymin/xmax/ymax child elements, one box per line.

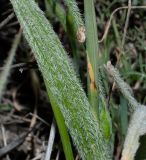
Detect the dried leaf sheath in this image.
<box><xmin>10</xmin><ymin>0</ymin><xmax>111</xmax><ymax>159</ymax></box>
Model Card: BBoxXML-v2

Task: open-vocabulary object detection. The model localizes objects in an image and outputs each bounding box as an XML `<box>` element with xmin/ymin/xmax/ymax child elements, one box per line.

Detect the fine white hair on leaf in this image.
<box><xmin>63</xmin><ymin>0</ymin><xmax>86</xmax><ymax>43</ymax></box>
<box><xmin>10</xmin><ymin>0</ymin><xmax>112</xmax><ymax>159</ymax></box>
<box><xmin>121</xmin><ymin>105</ymin><xmax>146</xmax><ymax>160</ymax></box>
<box><xmin>64</xmin><ymin>0</ymin><xmax>83</xmax><ymax>27</ymax></box>
<box><xmin>106</xmin><ymin>61</ymin><xmax>139</xmax><ymax>112</ymax></box>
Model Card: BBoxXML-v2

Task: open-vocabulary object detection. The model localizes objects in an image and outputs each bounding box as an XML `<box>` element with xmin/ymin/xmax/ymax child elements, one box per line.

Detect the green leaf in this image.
<box><xmin>10</xmin><ymin>0</ymin><xmax>111</xmax><ymax>159</ymax></box>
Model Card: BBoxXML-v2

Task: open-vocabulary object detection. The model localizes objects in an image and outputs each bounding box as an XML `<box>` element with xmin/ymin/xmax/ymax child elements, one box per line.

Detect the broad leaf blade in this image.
<box><xmin>10</xmin><ymin>0</ymin><xmax>111</xmax><ymax>159</ymax></box>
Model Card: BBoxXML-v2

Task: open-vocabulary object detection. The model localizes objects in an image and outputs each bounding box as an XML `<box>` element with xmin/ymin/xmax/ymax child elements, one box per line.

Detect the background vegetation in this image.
<box><xmin>0</xmin><ymin>0</ymin><xmax>146</xmax><ymax>159</ymax></box>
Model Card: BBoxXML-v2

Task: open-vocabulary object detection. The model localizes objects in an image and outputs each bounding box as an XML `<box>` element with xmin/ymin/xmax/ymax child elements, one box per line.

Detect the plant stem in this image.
<box><xmin>0</xmin><ymin>28</ymin><xmax>22</xmax><ymax>100</ymax></box>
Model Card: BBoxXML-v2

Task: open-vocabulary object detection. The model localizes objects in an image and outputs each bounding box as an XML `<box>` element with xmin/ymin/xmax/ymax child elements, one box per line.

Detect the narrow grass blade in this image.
<box><xmin>45</xmin><ymin>0</ymin><xmax>81</xmax><ymax>69</ymax></box>
<box><xmin>106</xmin><ymin>61</ymin><xmax>139</xmax><ymax>112</ymax></box>
<box><xmin>84</xmin><ymin>0</ymin><xmax>102</xmax><ymax>111</ymax></box>
<box><xmin>84</xmin><ymin>0</ymin><xmax>99</xmax><ymax>116</ymax></box>
<box><xmin>45</xmin><ymin>0</ymin><xmax>66</xmax><ymax>30</ymax></box>
<box><xmin>64</xmin><ymin>0</ymin><xmax>85</xmax><ymax>43</ymax></box>
<box><xmin>63</xmin><ymin>0</ymin><xmax>85</xmax><ymax>65</ymax></box>
<box><xmin>10</xmin><ymin>0</ymin><xmax>111</xmax><ymax>159</ymax></box>
<box><xmin>0</xmin><ymin>29</ymin><xmax>22</xmax><ymax>100</ymax></box>
<box><xmin>84</xmin><ymin>0</ymin><xmax>112</xmax><ymax>145</ymax></box>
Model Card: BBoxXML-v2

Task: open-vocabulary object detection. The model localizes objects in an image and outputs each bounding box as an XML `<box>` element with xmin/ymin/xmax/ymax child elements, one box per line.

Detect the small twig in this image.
<box><xmin>0</xmin><ymin>28</ymin><xmax>22</xmax><ymax>100</ymax></box>
<box><xmin>0</xmin><ymin>129</ymin><xmax>31</xmax><ymax>158</ymax></box>
<box><xmin>0</xmin><ymin>124</ymin><xmax>40</xmax><ymax>158</ymax></box>
<box><xmin>55</xmin><ymin>150</ymin><xmax>60</xmax><ymax>160</ymax></box>
<box><xmin>122</xmin><ymin>0</ymin><xmax>132</xmax><ymax>48</ymax></box>
<box><xmin>29</xmin><ymin>107</ymin><xmax>37</xmax><ymax>128</ymax></box>
<box><xmin>99</xmin><ymin>5</ymin><xmax>146</xmax><ymax>43</ymax></box>
<box><xmin>1</xmin><ymin>124</ymin><xmax>11</xmax><ymax>160</ymax></box>
<box><xmin>27</xmin><ymin>70</ymin><xmax>40</xmax><ymax>154</ymax></box>
<box><xmin>44</xmin><ymin>119</ymin><xmax>56</xmax><ymax>160</ymax></box>
<box><xmin>0</xmin><ymin>61</ymin><xmax>36</xmax><ymax>72</ymax></box>
<box><xmin>31</xmin><ymin>153</ymin><xmax>44</xmax><ymax>160</ymax></box>
<box><xmin>29</xmin><ymin>70</ymin><xmax>40</xmax><ymax>129</ymax></box>
<box><xmin>1</xmin><ymin>124</ymin><xmax>7</xmax><ymax>147</ymax></box>
<box><xmin>2</xmin><ymin>9</ymin><xmax>13</xmax><ymax>16</ymax></box>
<box><xmin>6</xmin><ymin>21</ymin><xmax>19</xmax><ymax>28</ymax></box>
<box><xmin>0</xmin><ymin>13</ymin><xmax>15</xmax><ymax>29</ymax></box>
<box><xmin>26</xmin><ymin>113</ymin><xmax>50</xmax><ymax>127</ymax></box>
